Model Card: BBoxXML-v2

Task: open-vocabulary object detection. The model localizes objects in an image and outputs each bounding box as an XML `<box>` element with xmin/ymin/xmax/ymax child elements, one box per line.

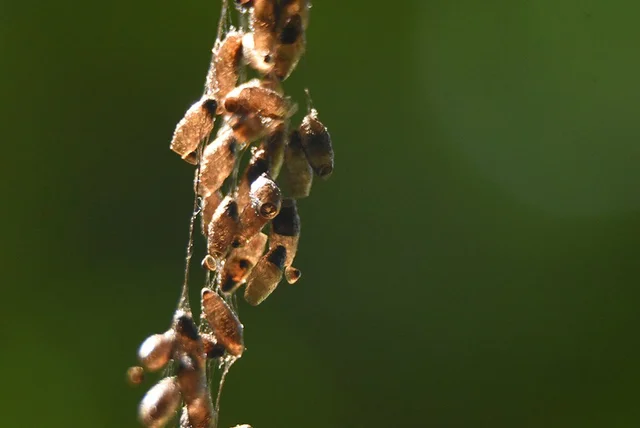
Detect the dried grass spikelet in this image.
<box><xmin>237</xmin><ymin>173</ymin><xmax>282</xmax><ymax>246</ymax></box>
<box><xmin>139</xmin><ymin>376</ymin><xmax>182</xmax><ymax>428</ymax></box>
<box><xmin>199</xmin><ymin>126</ymin><xmax>238</xmax><ymax>195</ymax></box>
<box><xmin>236</xmin><ymin>147</ymin><xmax>270</xmax><ymax>210</ymax></box>
<box><xmin>260</xmin><ymin>120</ymin><xmax>287</xmax><ymax>179</ymax></box>
<box><xmin>173</xmin><ymin>311</ymin><xmax>204</xmax><ymax>358</ymax></box>
<box><xmin>273</xmin><ymin>12</ymin><xmax>306</xmax><ymax>81</ymax></box>
<box><xmin>138</xmin><ymin>330</ymin><xmax>176</xmax><ymax>371</ymax></box>
<box><xmin>242</xmin><ymin>32</ymin><xmax>274</xmax><ymax>74</ymax></box>
<box><xmin>207</xmin><ymin>196</ymin><xmax>240</xmax><ymax>259</ymax></box>
<box><xmin>170</xmin><ymin>97</ymin><xmax>218</xmax><ymax>164</ymax></box>
<box><xmin>250</xmin><ymin>0</ymin><xmax>278</xmax><ymax>67</ymax></box>
<box><xmin>207</xmin><ymin>30</ymin><xmax>244</xmax><ymax>109</ymax></box>
<box><xmin>224</xmin><ymin>80</ymin><xmax>296</xmax><ymax>119</ymax></box>
<box><xmin>201</xmin><ymin>190</ymin><xmax>223</xmax><ymax>236</ymax></box>
<box><xmin>202</xmin><ymin>288</ymin><xmax>245</xmax><ymax>357</ymax></box>
<box><xmin>269</xmin><ymin>198</ymin><xmax>301</xmax><ymax>284</ymax></box>
<box><xmin>244</xmin><ymin>245</ymin><xmax>286</xmax><ymax>306</ymax></box>
<box><xmin>280</xmin><ymin>0</ymin><xmax>310</xmax><ymax>29</ymax></box>
<box><xmin>283</xmin><ymin>129</ymin><xmax>313</xmax><ymax>198</ymax></box>
<box><xmin>220</xmin><ymin>232</ymin><xmax>268</xmax><ymax>294</ymax></box>
<box><xmin>177</xmin><ymin>354</ymin><xmax>216</xmax><ymax>428</ymax></box>
<box><xmin>299</xmin><ymin>108</ymin><xmax>334</xmax><ymax>179</ymax></box>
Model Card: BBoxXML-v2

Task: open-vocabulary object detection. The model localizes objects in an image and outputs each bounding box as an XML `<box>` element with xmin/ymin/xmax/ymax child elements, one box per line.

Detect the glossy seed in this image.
<box><xmin>127</xmin><ymin>366</ymin><xmax>145</xmax><ymax>386</ymax></box>
<box><xmin>299</xmin><ymin>108</ymin><xmax>334</xmax><ymax>179</ymax></box>
<box><xmin>207</xmin><ymin>196</ymin><xmax>240</xmax><ymax>258</ymax></box>
<box><xmin>138</xmin><ymin>331</ymin><xmax>175</xmax><ymax>372</ymax></box>
<box><xmin>244</xmin><ymin>245</ymin><xmax>286</xmax><ymax>306</ymax></box>
<box><xmin>138</xmin><ymin>376</ymin><xmax>181</xmax><ymax>428</ymax></box>
<box><xmin>206</xmin><ymin>31</ymin><xmax>244</xmax><ymax>108</ymax></box>
<box><xmin>170</xmin><ymin>97</ymin><xmax>217</xmax><ymax>164</ymax></box>
<box><xmin>202</xmin><ymin>288</ymin><xmax>245</xmax><ymax>357</ymax></box>
<box><xmin>283</xmin><ymin>130</ymin><xmax>313</xmax><ymax>198</ymax></box>
<box><xmin>269</xmin><ymin>198</ymin><xmax>301</xmax><ymax>284</ymax></box>
<box><xmin>199</xmin><ymin>126</ymin><xmax>237</xmax><ymax>195</ymax></box>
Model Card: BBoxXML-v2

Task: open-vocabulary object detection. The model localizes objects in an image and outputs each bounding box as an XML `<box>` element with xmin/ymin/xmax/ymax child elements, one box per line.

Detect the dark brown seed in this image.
<box><xmin>198</xmin><ymin>126</ymin><xmax>237</xmax><ymax>195</ymax></box>
<box><xmin>170</xmin><ymin>97</ymin><xmax>217</xmax><ymax>164</ymax></box>
<box><xmin>279</xmin><ymin>14</ymin><xmax>303</xmax><ymax>45</ymax></box>
<box><xmin>138</xmin><ymin>376</ymin><xmax>181</xmax><ymax>428</ymax></box>
<box><xmin>207</xmin><ymin>196</ymin><xmax>240</xmax><ymax>258</ymax></box>
<box><xmin>138</xmin><ymin>331</ymin><xmax>175</xmax><ymax>372</ymax></box>
<box><xmin>220</xmin><ymin>232</ymin><xmax>268</xmax><ymax>294</ymax></box>
<box><xmin>269</xmin><ymin>198</ymin><xmax>301</xmax><ymax>283</ymax></box>
<box><xmin>201</xmin><ymin>288</ymin><xmax>245</xmax><ymax>357</ymax></box>
<box><xmin>283</xmin><ymin>130</ymin><xmax>313</xmax><ymax>198</ymax></box>
<box><xmin>127</xmin><ymin>366</ymin><xmax>145</xmax><ymax>386</ymax></box>
<box><xmin>250</xmin><ymin>172</ymin><xmax>282</xmax><ymax>219</ymax></box>
<box><xmin>206</xmin><ymin>31</ymin><xmax>244</xmax><ymax>108</ymax></box>
<box><xmin>173</xmin><ymin>311</ymin><xmax>204</xmax><ymax>359</ymax></box>
<box><xmin>201</xmin><ymin>190</ymin><xmax>223</xmax><ymax>236</ymax></box>
<box><xmin>201</xmin><ymin>333</ymin><xmax>227</xmax><ymax>359</ymax></box>
<box><xmin>299</xmin><ymin>109</ymin><xmax>334</xmax><ymax>179</ymax></box>
<box><xmin>244</xmin><ymin>245</ymin><xmax>286</xmax><ymax>306</ymax></box>
<box><xmin>224</xmin><ymin>81</ymin><xmax>295</xmax><ymax>119</ymax></box>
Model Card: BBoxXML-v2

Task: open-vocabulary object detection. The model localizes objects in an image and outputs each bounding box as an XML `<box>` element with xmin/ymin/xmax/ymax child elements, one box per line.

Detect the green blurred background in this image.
<box><xmin>1</xmin><ymin>0</ymin><xmax>639</xmax><ymax>427</ymax></box>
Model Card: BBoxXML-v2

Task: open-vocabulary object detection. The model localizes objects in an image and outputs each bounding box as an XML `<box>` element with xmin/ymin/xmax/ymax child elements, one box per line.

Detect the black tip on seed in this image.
<box><xmin>225</xmin><ymin>200</ymin><xmax>239</xmax><ymax>219</ymax></box>
<box><xmin>202</xmin><ymin>98</ymin><xmax>218</xmax><ymax>117</ymax></box>
<box><xmin>175</xmin><ymin>315</ymin><xmax>200</xmax><ymax>341</ymax></box>
<box><xmin>267</xmin><ymin>245</ymin><xmax>287</xmax><ymax>270</ymax></box>
<box><xmin>206</xmin><ymin>342</ymin><xmax>226</xmax><ymax>359</ymax></box>
<box><xmin>280</xmin><ymin>15</ymin><xmax>302</xmax><ymax>45</ymax></box>
<box><xmin>272</xmin><ymin>199</ymin><xmax>299</xmax><ymax>236</ymax></box>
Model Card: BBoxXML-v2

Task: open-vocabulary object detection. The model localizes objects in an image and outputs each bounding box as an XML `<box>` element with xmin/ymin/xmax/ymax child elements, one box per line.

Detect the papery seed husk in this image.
<box><xmin>261</xmin><ymin>121</ymin><xmax>287</xmax><ymax>179</ymax></box>
<box><xmin>173</xmin><ymin>311</ymin><xmax>204</xmax><ymax>358</ymax></box>
<box><xmin>227</xmin><ymin>113</ymin><xmax>281</xmax><ymax>144</ymax></box>
<box><xmin>139</xmin><ymin>376</ymin><xmax>181</xmax><ymax>428</ymax></box>
<box><xmin>279</xmin><ymin>0</ymin><xmax>310</xmax><ymax>30</ymax></box>
<box><xmin>250</xmin><ymin>173</ymin><xmax>282</xmax><ymax>219</ymax></box>
<box><xmin>185</xmin><ymin>397</ymin><xmax>216</xmax><ymax>428</ymax></box>
<box><xmin>242</xmin><ymin>32</ymin><xmax>274</xmax><ymax>75</ymax></box>
<box><xmin>201</xmin><ymin>333</ymin><xmax>227</xmax><ymax>359</ymax></box>
<box><xmin>127</xmin><ymin>366</ymin><xmax>145</xmax><ymax>386</ymax></box>
<box><xmin>284</xmin><ymin>130</ymin><xmax>313</xmax><ymax>198</ymax></box>
<box><xmin>269</xmin><ymin>198</ymin><xmax>300</xmax><ymax>282</ymax></box>
<box><xmin>237</xmin><ymin>201</ymin><xmax>269</xmax><ymax>247</ymax></box>
<box><xmin>207</xmin><ymin>31</ymin><xmax>244</xmax><ymax>108</ymax></box>
<box><xmin>201</xmin><ymin>190</ymin><xmax>223</xmax><ymax>236</ymax></box>
<box><xmin>299</xmin><ymin>109</ymin><xmax>334</xmax><ymax>179</ymax></box>
<box><xmin>138</xmin><ymin>331</ymin><xmax>175</xmax><ymax>372</ymax></box>
<box><xmin>202</xmin><ymin>288</ymin><xmax>245</xmax><ymax>357</ymax></box>
<box><xmin>220</xmin><ymin>232</ymin><xmax>268</xmax><ymax>293</ymax></box>
<box><xmin>199</xmin><ymin>126</ymin><xmax>237</xmax><ymax>195</ymax></box>
<box><xmin>251</xmin><ymin>0</ymin><xmax>278</xmax><ymax>64</ymax></box>
<box><xmin>176</xmin><ymin>355</ymin><xmax>215</xmax><ymax>428</ymax></box>
<box><xmin>170</xmin><ymin>97</ymin><xmax>218</xmax><ymax>164</ymax></box>
<box><xmin>244</xmin><ymin>245</ymin><xmax>286</xmax><ymax>306</ymax></box>
<box><xmin>224</xmin><ymin>83</ymin><xmax>295</xmax><ymax>119</ymax></box>
<box><xmin>207</xmin><ymin>196</ymin><xmax>240</xmax><ymax>258</ymax></box>
<box><xmin>273</xmin><ymin>34</ymin><xmax>305</xmax><ymax>81</ymax></box>
<box><xmin>236</xmin><ymin>147</ymin><xmax>270</xmax><ymax>210</ymax></box>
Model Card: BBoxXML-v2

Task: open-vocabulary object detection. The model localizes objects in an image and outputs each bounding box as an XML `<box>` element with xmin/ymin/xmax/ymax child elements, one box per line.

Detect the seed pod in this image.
<box><xmin>251</xmin><ymin>0</ymin><xmax>278</xmax><ymax>67</ymax></box>
<box><xmin>199</xmin><ymin>126</ymin><xmax>237</xmax><ymax>195</ymax></box>
<box><xmin>236</xmin><ymin>147</ymin><xmax>270</xmax><ymax>210</ymax></box>
<box><xmin>173</xmin><ymin>311</ymin><xmax>203</xmax><ymax>358</ymax></box>
<box><xmin>299</xmin><ymin>108</ymin><xmax>334</xmax><ymax>179</ymax></box>
<box><xmin>279</xmin><ymin>0</ymin><xmax>310</xmax><ymax>30</ymax></box>
<box><xmin>201</xmin><ymin>288</ymin><xmax>245</xmax><ymax>357</ymax></box>
<box><xmin>201</xmin><ymin>333</ymin><xmax>226</xmax><ymax>359</ymax></box>
<box><xmin>127</xmin><ymin>366</ymin><xmax>145</xmax><ymax>386</ymax></box>
<box><xmin>138</xmin><ymin>331</ymin><xmax>175</xmax><ymax>372</ymax></box>
<box><xmin>250</xmin><ymin>173</ymin><xmax>282</xmax><ymax>219</ymax></box>
<box><xmin>206</xmin><ymin>31</ymin><xmax>244</xmax><ymax>107</ymax></box>
<box><xmin>201</xmin><ymin>190</ymin><xmax>223</xmax><ymax>237</ymax></box>
<box><xmin>170</xmin><ymin>97</ymin><xmax>218</xmax><ymax>164</ymax></box>
<box><xmin>269</xmin><ymin>198</ymin><xmax>301</xmax><ymax>284</ymax></box>
<box><xmin>227</xmin><ymin>112</ymin><xmax>283</xmax><ymax>144</ymax></box>
<box><xmin>176</xmin><ymin>355</ymin><xmax>215</xmax><ymax>428</ymax></box>
<box><xmin>244</xmin><ymin>245</ymin><xmax>286</xmax><ymax>306</ymax></box>
<box><xmin>224</xmin><ymin>81</ymin><xmax>295</xmax><ymax>119</ymax></box>
<box><xmin>242</xmin><ymin>32</ymin><xmax>274</xmax><ymax>74</ymax></box>
<box><xmin>283</xmin><ymin>130</ymin><xmax>313</xmax><ymax>198</ymax></box>
<box><xmin>207</xmin><ymin>196</ymin><xmax>240</xmax><ymax>258</ymax></box>
<box><xmin>220</xmin><ymin>232</ymin><xmax>268</xmax><ymax>294</ymax></box>
<box><xmin>261</xmin><ymin>121</ymin><xmax>287</xmax><ymax>179</ymax></box>
<box><xmin>138</xmin><ymin>376</ymin><xmax>181</xmax><ymax>428</ymax></box>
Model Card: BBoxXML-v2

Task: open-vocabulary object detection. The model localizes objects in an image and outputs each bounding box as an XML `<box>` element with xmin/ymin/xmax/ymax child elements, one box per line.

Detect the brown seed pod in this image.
<box><xmin>138</xmin><ymin>331</ymin><xmax>175</xmax><ymax>372</ymax></box>
<box><xmin>251</xmin><ymin>0</ymin><xmax>278</xmax><ymax>68</ymax></box>
<box><xmin>201</xmin><ymin>190</ymin><xmax>223</xmax><ymax>237</ymax></box>
<box><xmin>261</xmin><ymin>121</ymin><xmax>287</xmax><ymax>179</ymax></box>
<box><xmin>201</xmin><ymin>288</ymin><xmax>245</xmax><ymax>357</ymax></box>
<box><xmin>206</xmin><ymin>31</ymin><xmax>244</xmax><ymax>108</ymax></box>
<box><xmin>244</xmin><ymin>245</ymin><xmax>287</xmax><ymax>306</ymax></box>
<box><xmin>198</xmin><ymin>126</ymin><xmax>237</xmax><ymax>195</ymax></box>
<box><xmin>173</xmin><ymin>311</ymin><xmax>204</xmax><ymax>359</ymax></box>
<box><xmin>299</xmin><ymin>108</ymin><xmax>334</xmax><ymax>179</ymax></box>
<box><xmin>220</xmin><ymin>232</ymin><xmax>268</xmax><ymax>294</ymax></box>
<box><xmin>176</xmin><ymin>355</ymin><xmax>215</xmax><ymax>428</ymax></box>
<box><xmin>236</xmin><ymin>147</ymin><xmax>271</xmax><ymax>210</ymax></box>
<box><xmin>269</xmin><ymin>198</ymin><xmax>301</xmax><ymax>284</ymax></box>
<box><xmin>273</xmin><ymin>11</ymin><xmax>306</xmax><ymax>81</ymax></box>
<box><xmin>250</xmin><ymin>172</ymin><xmax>282</xmax><ymax>219</ymax></box>
<box><xmin>207</xmin><ymin>196</ymin><xmax>240</xmax><ymax>258</ymax></box>
<box><xmin>279</xmin><ymin>0</ymin><xmax>310</xmax><ymax>30</ymax></box>
<box><xmin>283</xmin><ymin>130</ymin><xmax>313</xmax><ymax>198</ymax></box>
<box><xmin>242</xmin><ymin>32</ymin><xmax>274</xmax><ymax>75</ymax></box>
<box><xmin>138</xmin><ymin>376</ymin><xmax>181</xmax><ymax>428</ymax></box>
<box><xmin>226</xmin><ymin>112</ymin><xmax>283</xmax><ymax>144</ymax></box>
<box><xmin>170</xmin><ymin>97</ymin><xmax>218</xmax><ymax>164</ymax></box>
<box><xmin>127</xmin><ymin>366</ymin><xmax>145</xmax><ymax>386</ymax></box>
<box><xmin>224</xmin><ymin>81</ymin><xmax>295</xmax><ymax>119</ymax></box>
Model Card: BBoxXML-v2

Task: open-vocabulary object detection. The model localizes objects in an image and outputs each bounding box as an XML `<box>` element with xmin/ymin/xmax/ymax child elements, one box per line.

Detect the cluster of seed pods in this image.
<box><xmin>129</xmin><ymin>1</ymin><xmax>333</xmax><ymax>427</ymax></box>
